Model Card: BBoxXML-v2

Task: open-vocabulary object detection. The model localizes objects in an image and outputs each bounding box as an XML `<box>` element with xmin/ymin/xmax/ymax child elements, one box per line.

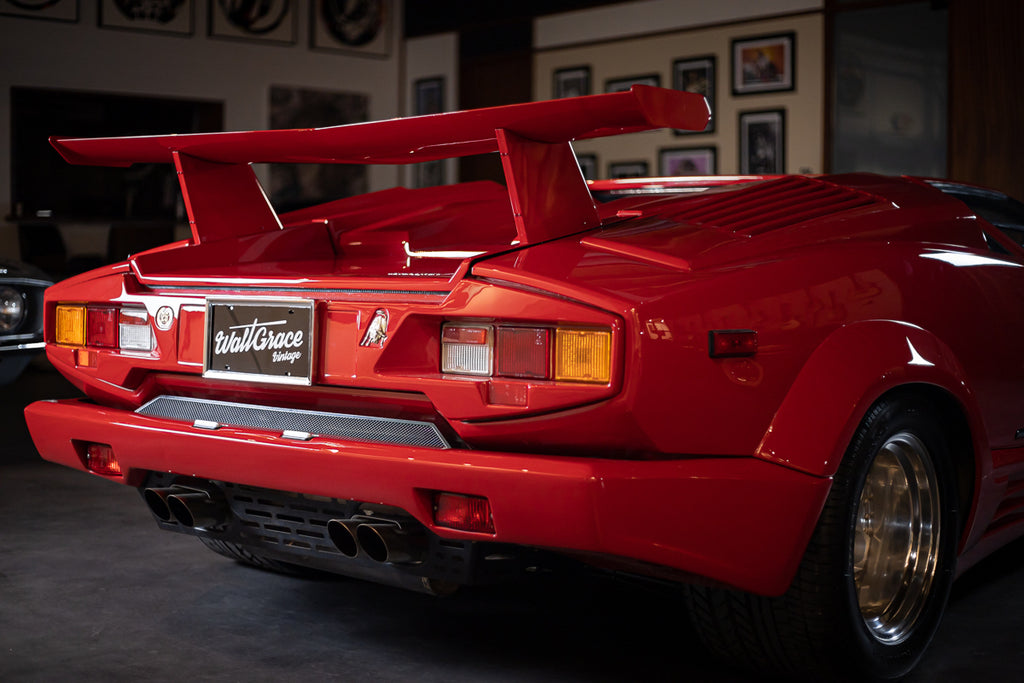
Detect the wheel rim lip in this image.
<box><xmin>853</xmin><ymin>431</ymin><xmax>941</xmax><ymax>644</ymax></box>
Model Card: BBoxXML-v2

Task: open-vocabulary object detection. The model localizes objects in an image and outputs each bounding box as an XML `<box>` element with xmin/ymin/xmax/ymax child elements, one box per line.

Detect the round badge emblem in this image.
<box><xmin>155</xmin><ymin>306</ymin><xmax>174</xmax><ymax>331</ymax></box>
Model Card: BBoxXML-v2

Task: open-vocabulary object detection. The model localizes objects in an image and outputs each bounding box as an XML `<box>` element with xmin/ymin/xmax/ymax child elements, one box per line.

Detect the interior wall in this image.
<box><xmin>949</xmin><ymin>0</ymin><xmax>1024</xmax><ymax>201</ymax></box>
<box><xmin>403</xmin><ymin>32</ymin><xmax>459</xmax><ymax>186</ymax></box>
<box><xmin>0</xmin><ymin>0</ymin><xmax>404</xmax><ymax>259</ymax></box>
<box><xmin>536</xmin><ymin>0</ymin><xmax>823</xmax><ymax>48</ymax></box>
<box><xmin>534</xmin><ymin>10</ymin><xmax>825</xmax><ymax>178</ymax></box>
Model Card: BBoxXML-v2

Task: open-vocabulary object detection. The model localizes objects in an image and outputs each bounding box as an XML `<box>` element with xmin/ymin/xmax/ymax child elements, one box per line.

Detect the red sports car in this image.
<box><xmin>25</xmin><ymin>86</ymin><xmax>1024</xmax><ymax>680</ymax></box>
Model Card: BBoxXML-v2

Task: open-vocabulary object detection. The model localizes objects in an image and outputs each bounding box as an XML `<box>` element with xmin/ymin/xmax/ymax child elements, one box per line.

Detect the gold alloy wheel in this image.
<box><xmin>853</xmin><ymin>431</ymin><xmax>942</xmax><ymax>644</ymax></box>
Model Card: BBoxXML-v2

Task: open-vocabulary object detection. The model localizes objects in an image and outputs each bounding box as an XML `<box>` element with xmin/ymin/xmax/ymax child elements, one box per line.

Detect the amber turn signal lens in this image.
<box><xmin>55</xmin><ymin>304</ymin><xmax>87</xmax><ymax>346</ymax></box>
<box><xmin>554</xmin><ymin>328</ymin><xmax>611</xmax><ymax>383</ymax></box>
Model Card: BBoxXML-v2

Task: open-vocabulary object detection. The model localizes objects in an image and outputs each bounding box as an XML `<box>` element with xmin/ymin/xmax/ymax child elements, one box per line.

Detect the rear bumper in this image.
<box><xmin>25</xmin><ymin>397</ymin><xmax>830</xmax><ymax>595</ymax></box>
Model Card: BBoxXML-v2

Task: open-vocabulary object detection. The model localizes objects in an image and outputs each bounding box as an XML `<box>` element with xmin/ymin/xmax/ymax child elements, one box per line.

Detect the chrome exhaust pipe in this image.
<box><xmin>166</xmin><ymin>491</ymin><xmax>228</xmax><ymax>528</ymax></box>
<box><xmin>326</xmin><ymin>519</ymin><xmax>361</xmax><ymax>558</ymax></box>
<box><xmin>356</xmin><ymin>523</ymin><xmax>427</xmax><ymax>564</ymax></box>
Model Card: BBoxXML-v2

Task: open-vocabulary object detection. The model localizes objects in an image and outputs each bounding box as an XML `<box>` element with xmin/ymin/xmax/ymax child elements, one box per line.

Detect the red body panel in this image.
<box><xmin>26</xmin><ymin>89</ymin><xmax>1024</xmax><ymax>598</ymax></box>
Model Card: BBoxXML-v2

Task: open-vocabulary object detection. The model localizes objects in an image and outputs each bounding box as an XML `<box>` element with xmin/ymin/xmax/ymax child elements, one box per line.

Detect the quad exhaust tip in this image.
<box><xmin>143</xmin><ymin>486</ymin><xmax>228</xmax><ymax>529</ymax></box>
<box><xmin>326</xmin><ymin>518</ymin><xmax>426</xmax><ymax>564</ymax></box>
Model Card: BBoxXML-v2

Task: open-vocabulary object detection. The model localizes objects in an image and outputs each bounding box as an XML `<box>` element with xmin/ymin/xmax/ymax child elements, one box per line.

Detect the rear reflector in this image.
<box><xmin>709</xmin><ymin>329</ymin><xmax>758</xmax><ymax>358</ymax></box>
<box><xmin>496</xmin><ymin>326</ymin><xmax>549</xmax><ymax>379</ymax></box>
<box><xmin>554</xmin><ymin>328</ymin><xmax>611</xmax><ymax>383</ymax></box>
<box><xmin>55</xmin><ymin>305</ymin><xmax>86</xmax><ymax>346</ymax></box>
<box><xmin>84</xmin><ymin>443</ymin><xmax>122</xmax><ymax>476</ymax></box>
<box><xmin>434</xmin><ymin>492</ymin><xmax>495</xmax><ymax>534</ymax></box>
<box><xmin>441</xmin><ymin>323</ymin><xmax>493</xmax><ymax>376</ymax></box>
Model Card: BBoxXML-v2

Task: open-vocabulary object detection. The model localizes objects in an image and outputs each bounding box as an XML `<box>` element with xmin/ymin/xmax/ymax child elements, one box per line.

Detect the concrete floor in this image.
<box><xmin>3</xmin><ymin>361</ymin><xmax>1024</xmax><ymax>682</ymax></box>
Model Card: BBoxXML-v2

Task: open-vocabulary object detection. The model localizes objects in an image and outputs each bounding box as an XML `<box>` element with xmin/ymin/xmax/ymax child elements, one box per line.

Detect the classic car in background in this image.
<box><xmin>24</xmin><ymin>87</ymin><xmax>1024</xmax><ymax>680</ymax></box>
<box><xmin>0</xmin><ymin>259</ymin><xmax>51</xmax><ymax>384</ymax></box>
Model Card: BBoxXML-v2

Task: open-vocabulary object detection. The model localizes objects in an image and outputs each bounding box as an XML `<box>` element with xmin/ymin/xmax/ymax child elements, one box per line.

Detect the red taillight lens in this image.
<box><xmin>86</xmin><ymin>307</ymin><xmax>118</xmax><ymax>348</ymax></box>
<box><xmin>495</xmin><ymin>326</ymin><xmax>549</xmax><ymax>379</ymax></box>
<box><xmin>84</xmin><ymin>443</ymin><xmax>122</xmax><ymax>476</ymax></box>
<box><xmin>434</xmin><ymin>493</ymin><xmax>494</xmax><ymax>534</ymax></box>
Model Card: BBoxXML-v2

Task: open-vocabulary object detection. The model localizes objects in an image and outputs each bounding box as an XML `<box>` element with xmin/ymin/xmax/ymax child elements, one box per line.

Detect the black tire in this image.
<box><xmin>685</xmin><ymin>396</ymin><xmax>960</xmax><ymax>680</ymax></box>
<box><xmin>198</xmin><ymin>537</ymin><xmax>321</xmax><ymax>577</ymax></box>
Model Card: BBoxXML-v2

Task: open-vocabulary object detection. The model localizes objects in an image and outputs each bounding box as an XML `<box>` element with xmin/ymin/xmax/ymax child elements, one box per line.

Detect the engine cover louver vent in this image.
<box><xmin>668</xmin><ymin>176</ymin><xmax>887</xmax><ymax>236</ymax></box>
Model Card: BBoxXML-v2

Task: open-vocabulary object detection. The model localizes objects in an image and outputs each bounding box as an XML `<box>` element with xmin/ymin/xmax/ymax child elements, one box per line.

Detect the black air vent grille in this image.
<box><xmin>668</xmin><ymin>176</ymin><xmax>886</xmax><ymax>236</ymax></box>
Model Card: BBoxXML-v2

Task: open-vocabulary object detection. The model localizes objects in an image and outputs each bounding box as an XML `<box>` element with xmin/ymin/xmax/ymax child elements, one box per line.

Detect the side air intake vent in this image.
<box><xmin>668</xmin><ymin>176</ymin><xmax>886</xmax><ymax>236</ymax></box>
<box><xmin>137</xmin><ymin>396</ymin><xmax>450</xmax><ymax>449</ymax></box>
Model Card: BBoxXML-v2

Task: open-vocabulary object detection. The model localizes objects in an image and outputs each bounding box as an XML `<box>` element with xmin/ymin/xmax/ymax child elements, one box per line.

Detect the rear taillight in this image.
<box><xmin>553</xmin><ymin>328</ymin><xmax>611</xmax><ymax>383</ymax></box>
<box><xmin>441</xmin><ymin>321</ymin><xmax>611</xmax><ymax>384</ymax></box>
<box><xmin>84</xmin><ymin>443</ymin><xmax>122</xmax><ymax>477</ymax></box>
<box><xmin>55</xmin><ymin>304</ymin><xmax>86</xmax><ymax>346</ymax></box>
<box><xmin>433</xmin><ymin>492</ymin><xmax>495</xmax><ymax>534</ymax></box>
<box><xmin>118</xmin><ymin>308</ymin><xmax>152</xmax><ymax>351</ymax></box>
<box><xmin>86</xmin><ymin>307</ymin><xmax>118</xmax><ymax>348</ymax></box>
<box><xmin>495</xmin><ymin>326</ymin><xmax>549</xmax><ymax>379</ymax></box>
<box><xmin>55</xmin><ymin>303</ymin><xmax>152</xmax><ymax>352</ymax></box>
<box><xmin>440</xmin><ymin>324</ymin><xmax>493</xmax><ymax>376</ymax></box>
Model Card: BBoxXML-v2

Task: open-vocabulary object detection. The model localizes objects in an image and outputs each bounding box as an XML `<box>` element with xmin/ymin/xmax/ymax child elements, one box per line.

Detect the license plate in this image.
<box><xmin>203</xmin><ymin>299</ymin><xmax>314</xmax><ymax>385</ymax></box>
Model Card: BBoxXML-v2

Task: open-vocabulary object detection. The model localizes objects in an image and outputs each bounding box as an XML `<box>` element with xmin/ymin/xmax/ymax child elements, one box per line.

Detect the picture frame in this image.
<box><xmin>609</xmin><ymin>161</ymin><xmax>649</xmax><ymax>179</ymax></box>
<box><xmin>209</xmin><ymin>0</ymin><xmax>297</xmax><ymax>45</ymax></box>
<box><xmin>99</xmin><ymin>0</ymin><xmax>193</xmax><ymax>35</ymax></box>
<box><xmin>673</xmin><ymin>56</ymin><xmax>715</xmax><ymax>134</ymax></box>
<box><xmin>1</xmin><ymin>0</ymin><xmax>78</xmax><ymax>22</ymax></box>
<box><xmin>311</xmin><ymin>0</ymin><xmax>391</xmax><ymax>57</ymax></box>
<box><xmin>739</xmin><ymin>109</ymin><xmax>786</xmax><ymax>175</ymax></box>
<box><xmin>605</xmin><ymin>74</ymin><xmax>660</xmax><ymax>94</ymax></box>
<box><xmin>659</xmin><ymin>147</ymin><xmax>717</xmax><ymax>177</ymax></box>
<box><xmin>414</xmin><ymin>77</ymin><xmax>444</xmax><ymax>116</ymax></box>
<box><xmin>731</xmin><ymin>32</ymin><xmax>795</xmax><ymax>95</ymax></box>
<box><xmin>553</xmin><ymin>66</ymin><xmax>591</xmax><ymax>99</ymax></box>
<box><xmin>576</xmin><ymin>153</ymin><xmax>598</xmax><ymax>181</ymax></box>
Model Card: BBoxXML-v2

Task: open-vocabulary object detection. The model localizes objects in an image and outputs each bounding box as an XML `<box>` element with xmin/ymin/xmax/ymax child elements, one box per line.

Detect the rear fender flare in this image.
<box><xmin>756</xmin><ymin>320</ymin><xmax>980</xmax><ymax>478</ymax></box>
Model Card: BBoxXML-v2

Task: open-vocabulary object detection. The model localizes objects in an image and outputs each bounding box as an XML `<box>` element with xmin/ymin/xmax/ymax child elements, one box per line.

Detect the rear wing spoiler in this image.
<box><xmin>50</xmin><ymin>86</ymin><xmax>709</xmax><ymax>246</ymax></box>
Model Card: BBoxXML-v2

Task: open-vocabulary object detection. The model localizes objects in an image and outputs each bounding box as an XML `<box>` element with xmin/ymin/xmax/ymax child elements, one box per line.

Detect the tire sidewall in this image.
<box><xmin>833</xmin><ymin>400</ymin><xmax>959</xmax><ymax>680</ymax></box>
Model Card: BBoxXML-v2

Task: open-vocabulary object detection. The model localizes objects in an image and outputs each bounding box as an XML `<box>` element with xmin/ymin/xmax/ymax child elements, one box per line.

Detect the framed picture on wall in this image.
<box><xmin>605</xmin><ymin>74</ymin><xmax>660</xmax><ymax>93</ymax></box>
<box><xmin>99</xmin><ymin>0</ymin><xmax>193</xmax><ymax>35</ymax></box>
<box><xmin>414</xmin><ymin>77</ymin><xmax>445</xmax><ymax>116</ymax></box>
<box><xmin>311</xmin><ymin>0</ymin><xmax>391</xmax><ymax>57</ymax></box>
<box><xmin>731</xmin><ymin>32</ymin><xmax>795</xmax><ymax>95</ymax></box>
<box><xmin>553</xmin><ymin>66</ymin><xmax>591</xmax><ymax>99</ymax></box>
<box><xmin>660</xmin><ymin>147</ymin><xmax>717</xmax><ymax>176</ymax></box>
<box><xmin>609</xmin><ymin>161</ymin><xmax>649</xmax><ymax>179</ymax></box>
<box><xmin>1</xmin><ymin>0</ymin><xmax>78</xmax><ymax>22</ymax></box>
<box><xmin>576</xmin><ymin>153</ymin><xmax>598</xmax><ymax>181</ymax></box>
<box><xmin>739</xmin><ymin>109</ymin><xmax>786</xmax><ymax>174</ymax></box>
<box><xmin>209</xmin><ymin>0</ymin><xmax>297</xmax><ymax>44</ymax></box>
<box><xmin>672</xmin><ymin>56</ymin><xmax>715</xmax><ymax>134</ymax></box>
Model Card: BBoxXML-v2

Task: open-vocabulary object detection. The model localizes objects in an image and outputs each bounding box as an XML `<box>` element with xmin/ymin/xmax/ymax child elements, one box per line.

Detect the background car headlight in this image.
<box><xmin>0</xmin><ymin>286</ymin><xmax>26</xmax><ymax>334</ymax></box>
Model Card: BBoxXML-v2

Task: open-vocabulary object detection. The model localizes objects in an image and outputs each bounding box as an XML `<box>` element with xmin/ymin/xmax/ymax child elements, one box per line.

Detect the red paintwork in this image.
<box><xmin>25</xmin><ymin>87</ymin><xmax>1024</xmax><ymax>595</ymax></box>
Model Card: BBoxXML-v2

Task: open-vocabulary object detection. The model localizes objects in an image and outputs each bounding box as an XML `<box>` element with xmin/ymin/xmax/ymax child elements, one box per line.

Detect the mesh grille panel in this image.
<box><xmin>137</xmin><ymin>396</ymin><xmax>450</xmax><ymax>449</ymax></box>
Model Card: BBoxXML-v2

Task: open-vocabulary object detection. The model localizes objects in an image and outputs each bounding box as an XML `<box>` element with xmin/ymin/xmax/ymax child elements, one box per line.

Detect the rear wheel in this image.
<box><xmin>685</xmin><ymin>396</ymin><xmax>960</xmax><ymax>680</ymax></box>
